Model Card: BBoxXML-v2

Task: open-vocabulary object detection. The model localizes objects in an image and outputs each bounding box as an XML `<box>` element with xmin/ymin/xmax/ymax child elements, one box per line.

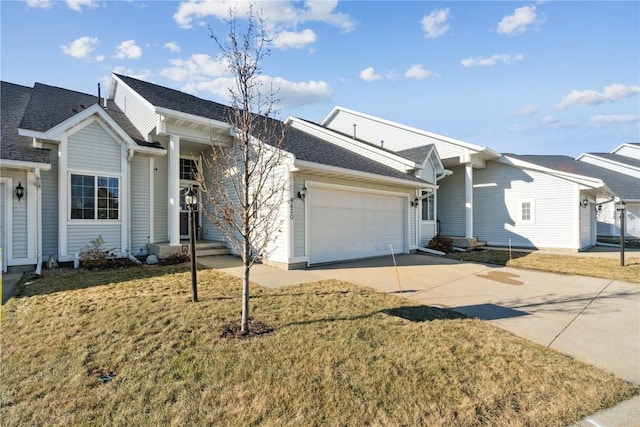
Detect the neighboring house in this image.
<box><xmin>322</xmin><ymin>107</ymin><xmax>614</xmax><ymax>251</ymax></box>
<box><xmin>577</xmin><ymin>143</ymin><xmax>640</xmax><ymax>238</ymax></box>
<box><xmin>1</xmin><ymin>75</ymin><xmax>442</xmax><ymax>272</ymax></box>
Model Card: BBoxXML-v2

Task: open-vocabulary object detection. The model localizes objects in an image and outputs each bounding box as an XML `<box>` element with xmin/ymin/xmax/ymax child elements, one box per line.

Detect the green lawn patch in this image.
<box><xmin>1</xmin><ymin>265</ymin><xmax>636</xmax><ymax>426</ymax></box>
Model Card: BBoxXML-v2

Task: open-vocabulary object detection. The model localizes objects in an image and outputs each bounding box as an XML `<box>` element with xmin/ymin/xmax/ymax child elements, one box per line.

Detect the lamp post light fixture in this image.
<box><xmin>15</xmin><ymin>182</ymin><xmax>25</xmax><ymax>201</ymax></box>
<box><xmin>184</xmin><ymin>187</ymin><xmax>198</xmax><ymax>302</ymax></box>
<box><xmin>616</xmin><ymin>199</ymin><xmax>626</xmax><ymax>267</ymax></box>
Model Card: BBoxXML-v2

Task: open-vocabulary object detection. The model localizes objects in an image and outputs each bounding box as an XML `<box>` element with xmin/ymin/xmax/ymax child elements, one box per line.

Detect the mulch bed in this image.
<box><xmin>220</xmin><ymin>319</ymin><xmax>274</xmax><ymax>340</ymax></box>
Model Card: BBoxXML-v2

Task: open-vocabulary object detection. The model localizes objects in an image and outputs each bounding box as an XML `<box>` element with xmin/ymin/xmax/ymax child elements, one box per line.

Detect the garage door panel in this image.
<box><xmin>308</xmin><ymin>186</ymin><xmax>407</xmax><ymax>265</ymax></box>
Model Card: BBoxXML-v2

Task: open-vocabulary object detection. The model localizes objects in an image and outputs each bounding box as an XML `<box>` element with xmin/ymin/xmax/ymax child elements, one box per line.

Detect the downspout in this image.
<box><xmin>35</xmin><ymin>168</ymin><xmax>43</xmax><ymax>275</ymax></box>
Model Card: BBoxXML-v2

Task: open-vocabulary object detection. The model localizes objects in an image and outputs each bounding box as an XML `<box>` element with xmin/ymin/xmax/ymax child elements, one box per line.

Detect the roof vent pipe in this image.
<box><xmin>97</xmin><ymin>83</ymin><xmax>101</xmax><ymax>104</ymax></box>
<box><xmin>381</xmin><ymin>140</ymin><xmax>384</xmax><ymax>148</ymax></box>
<box><xmin>353</xmin><ymin>123</ymin><xmax>357</xmax><ymax>139</ymax></box>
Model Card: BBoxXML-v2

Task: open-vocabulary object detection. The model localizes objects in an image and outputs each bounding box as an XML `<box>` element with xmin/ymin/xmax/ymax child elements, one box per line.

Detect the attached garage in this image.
<box><xmin>307</xmin><ymin>183</ymin><xmax>408</xmax><ymax>265</ymax></box>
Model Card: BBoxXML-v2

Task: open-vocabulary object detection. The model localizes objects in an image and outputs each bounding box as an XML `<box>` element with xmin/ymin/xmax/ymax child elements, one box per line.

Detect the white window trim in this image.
<box><xmin>68</xmin><ymin>171</ymin><xmax>122</xmax><ymax>223</ymax></box>
<box><xmin>520</xmin><ymin>198</ymin><xmax>535</xmax><ymax>224</ymax></box>
<box><xmin>420</xmin><ymin>191</ymin><xmax>435</xmax><ymax>222</ymax></box>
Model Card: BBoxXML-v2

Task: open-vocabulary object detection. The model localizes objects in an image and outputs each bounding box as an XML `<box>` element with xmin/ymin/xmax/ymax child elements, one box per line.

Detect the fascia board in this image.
<box><xmin>110</xmin><ymin>74</ymin><xmax>156</xmax><ymax>111</ymax></box>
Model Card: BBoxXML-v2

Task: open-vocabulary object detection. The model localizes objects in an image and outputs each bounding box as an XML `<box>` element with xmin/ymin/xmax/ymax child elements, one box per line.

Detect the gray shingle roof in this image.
<box><xmin>395</xmin><ymin>145</ymin><xmax>435</xmax><ymax>163</ymax></box>
<box><xmin>282</xmin><ymin>127</ymin><xmax>427</xmax><ymax>184</ymax></box>
<box><xmin>115</xmin><ymin>74</ymin><xmax>231</xmax><ymax>122</ymax></box>
<box><xmin>1</xmin><ymin>81</ymin><xmax>50</xmax><ymax>164</ymax></box>
<box><xmin>506</xmin><ymin>154</ymin><xmax>640</xmax><ymax>200</ymax></box>
<box><xmin>117</xmin><ymin>75</ymin><xmax>426</xmax><ymax>184</ymax></box>
<box><xmin>585</xmin><ymin>152</ymin><xmax>640</xmax><ymax>169</ymax></box>
<box><xmin>15</xmin><ymin>81</ymin><xmax>161</xmax><ymax>149</ymax></box>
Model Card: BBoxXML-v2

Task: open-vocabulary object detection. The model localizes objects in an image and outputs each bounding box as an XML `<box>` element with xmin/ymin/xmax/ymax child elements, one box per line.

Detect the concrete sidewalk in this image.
<box><xmin>199</xmin><ymin>254</ymin><xmax>640</xmax><ymax>426</ymax></box>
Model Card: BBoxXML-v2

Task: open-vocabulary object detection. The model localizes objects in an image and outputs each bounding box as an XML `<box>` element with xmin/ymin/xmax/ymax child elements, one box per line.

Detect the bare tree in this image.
<box><xmin>197</xmin><ymin>6</ymin><xmax>289</xmax><ymax>335</ymax></box>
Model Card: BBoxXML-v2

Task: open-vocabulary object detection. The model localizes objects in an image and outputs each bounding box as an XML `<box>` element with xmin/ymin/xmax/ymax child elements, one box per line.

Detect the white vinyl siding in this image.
<box><xmin>67</xmin><ymin>223</ymin><xmax>121</xmax><ymax>256</ymax></box>
<box><xmin>112</xmin><ymin>83</ymin><xmax>157</xmax><ymax>138</ymax></box>
<box><xmin>153</xmin><ymin>146</ymin><xmax>169</xmax><ymax>243</ymax></box>
<box><xmin>324</xmin><ymin>109</ymin><xmax>479</xmax><ymax>161</ymax></box>
<box><xmin>473</xmin><ymin>161</ymin><xmax>578</xmax><ymax>249</ymax></box>
<box><xmin>68</xmin><ymin>121</ymin><xmax>122</xmax><ymax>173</ymax></box>
<box><xmin>578</xmin><ymin>155</ymin><xmax>640</xmax><ymax>178</ymax></box>
<box><xmin>1</xmin><ymin>171</ymin><xmax>28</xmax><ymax>259</ymax></box>
<box><xmin>436</xmin><ymin>165</ymin><xmax>466</xmax><ymax>236</ymax></box>
<box><xmin>293</xmin><ymin>178</ymin><xmax>306</xmax><ymax>257</ymax></box>
<box><xmin>41</xmin><ymin>143</ymin><xmax>59</xmax><ymax>259</ymax></box>
<box><xmin>130</xmin><ymin>156</ymin><xmax>151</xmax><ymax>255</ymax></box>
<box><xmin>614</xmin><ymin>144</ymin><xmax>640</xmax><ymax>159</ymax></box>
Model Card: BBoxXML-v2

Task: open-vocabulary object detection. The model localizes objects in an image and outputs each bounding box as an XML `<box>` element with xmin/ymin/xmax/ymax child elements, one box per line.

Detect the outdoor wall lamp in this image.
<box><xmin>616</xmin><ymin>201</ymin><xmax>626</xmax><ymax>212</ymax></box>
<box><xmin>411</xmin><ymin>197</ymin><xmax>420</xmax><ymax>207</ymax></box>
<box><xmin>184</xmin><ymin>187</ymin><xmax>197</xmax><ymax>209</ymax></box>
<box><xmin>297</xmin><ymin>187</ymin><xmax>307</xmax><ymax>201</ymax></box>
<box><xmin>580</xmin><ymin>196</ymin><xmax>589</xmax><ymax>208</ymax></box>
<box><xmin>15</xmin><ymin>182</ymin><xmax>25</xmax><ymax>201</ymax></box>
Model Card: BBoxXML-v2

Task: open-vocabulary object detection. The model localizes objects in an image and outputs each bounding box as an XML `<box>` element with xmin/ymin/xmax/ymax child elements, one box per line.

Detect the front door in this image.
<box><xmin>180</xmin><ymin>185</ymin><xmax>200</xmax><ymax>239</ymax></box>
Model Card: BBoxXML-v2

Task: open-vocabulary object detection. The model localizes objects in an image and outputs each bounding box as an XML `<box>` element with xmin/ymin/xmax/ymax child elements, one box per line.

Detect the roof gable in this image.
<box><xmin>113</xmin><ymin>74</ymin><xmax>230</xmax><ymax>123</ymax></box>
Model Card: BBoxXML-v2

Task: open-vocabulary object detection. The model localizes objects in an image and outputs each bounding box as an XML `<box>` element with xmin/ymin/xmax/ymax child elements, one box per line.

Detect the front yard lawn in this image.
<box><xmin>1</xmin><ymin>265</ymin><xmax>637</xmax><ymax>426</ymax></box>
<box><xmin>447</xmin><ymin>249</ymin><xmax>640</xmax><ymax>283</ymax></box>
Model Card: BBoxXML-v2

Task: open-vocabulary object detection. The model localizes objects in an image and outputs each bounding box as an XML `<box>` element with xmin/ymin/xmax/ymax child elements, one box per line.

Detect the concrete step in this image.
<box><xmin>195</xmin><ymin>241</ymin><xmax>227</xmax><ymax>250</ymax></box>
<box><xmin>197</xmin><ymin>247</ymin><xmax>231</xmax><ymax>257</ymax></box>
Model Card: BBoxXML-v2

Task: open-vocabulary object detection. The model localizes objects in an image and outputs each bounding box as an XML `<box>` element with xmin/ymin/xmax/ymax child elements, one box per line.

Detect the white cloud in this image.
<box><xmin>173</xmin><ymin>0</ymin><xmax>354</xmax><ymax>32</ymax></box>
<box><xmin>66</xmin><ymin>0</ymin><xmax>97</xmax><ymax>12</ymax></box>
<box><xmin>541</xmin><ymin>115</ymin><xmax>559</xmax><ymax>125</ymax></box>
<box><xmin>556</xmin><ymin>83</ymin><xmax>640</xmax><ymax>110</ymax></box>
<box><xmin>359</xmin><ymin>67</ymin><xmax>387</xmax><ymax>82</ymax></box>
<box><xmin>111</xmin><ymin>67</ymin><xmax>152</xmax><ymax>82</ymax></box>
<box><xmin>420</xmin><ymin>8</ymin><xmax>450</xmax><ymax>39</ymax></box>
<box><xmin>461</xmin><ymin>53</ymin><xmax>524</xmax><ymax>67</ymax></box>
<box><xmin>160</xmin><ymin>54</ymin><xmax>229</xmax><ymax>82</ymax></box>
<box><xmin>115</xmin><ymin>40</ymin><xmax>142</xmax><ymax>60</ymax></box>
<box><xmin>95</xmin><ymin>55</ymin><xmax>105</xmax><ymax>62</ymax></box>
<box><xmin>61</xmin><ymin>36</ymin><xmax>99</xmax><ymax>59</ymax></box>
<box><xmin>184</xmin><ymin>76</ymin><xmax>332</xmax><ymax>110</ymax></box>
<box><xmin>515</xmin><ymin>105</ymin><xmax>539</xmax><ymax>116</ymax></box>
<box><xmin>589</xmin><ymin>114</ymin><xmax>640</xmax><ymax>125</ymax></box>
<box><xmin>271</xmin><ymin>29</ymin><xmax>317</xmax><ymax>49</ymax></box>
<box><xmin>497</xmin><ymin>5</ymin><xmax>538</xmax><ymax>35</ymax></box>
<box><xmin>164</xmin><ymin>41</ymin><xmax>181</xmax><ymax>53</ymax></box>
<box><xmin>26</xmin><ymin>0</ymin><xmax>51</xmax><ymax>8</ymax></box>
<box><xmin>404</xmin><ymin>64</ymin><xmax>432</xmax><ymax>79</ymax></box>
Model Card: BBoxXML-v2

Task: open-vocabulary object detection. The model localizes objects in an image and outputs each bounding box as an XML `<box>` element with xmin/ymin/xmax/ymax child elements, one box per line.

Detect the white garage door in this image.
<box><xmin>308</xmin><ymin>186</ymin><xmax>407</xmax><ymax>265</ymax></box>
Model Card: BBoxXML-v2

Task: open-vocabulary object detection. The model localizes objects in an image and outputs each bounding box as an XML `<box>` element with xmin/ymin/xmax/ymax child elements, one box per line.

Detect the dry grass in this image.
<box><xmin>447</xmin><ymin>250</ymin><xmax>640</xmax><ymax>283</ymax></box>
<box><xmin>1</xmin><ymin>265</ymin><xmax>637</xmax><ymax>426</ymax></box>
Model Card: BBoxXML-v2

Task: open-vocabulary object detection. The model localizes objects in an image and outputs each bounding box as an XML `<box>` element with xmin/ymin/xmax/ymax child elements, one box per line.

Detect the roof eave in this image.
<box><xmin>501</xmin><ymin>155</ymin><xmax>606</xmax><ymax>189</ymax></box>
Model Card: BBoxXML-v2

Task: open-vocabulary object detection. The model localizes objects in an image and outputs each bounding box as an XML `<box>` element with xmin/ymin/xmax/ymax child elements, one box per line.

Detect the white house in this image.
<box><xmin>1</xmin><ymin>75</ymin><xmax>442</xmax><ymax>272</ymax></box>
<box><xmin>3</xmin><ymin>75</ymin><xmax>633</xmax><ymax>274</ymax></box>
<box><xmin>577</xmin><ymin>143</ymin><xmax>640</xmax><ymax>238</ymax></box>
<box><xmin>322</xmin><ymin>107</ymin><xmax>614</xmax><ymax>251</ymax></box>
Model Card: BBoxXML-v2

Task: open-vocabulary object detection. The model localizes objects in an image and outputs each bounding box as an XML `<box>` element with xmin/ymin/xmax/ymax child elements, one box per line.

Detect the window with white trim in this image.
<box><xmin>421</xmin><ymin>191</ymin><xmax>435</xmax><ymax>221</ymax></box>
<box><xmin>520</xmin><ymin>199</ymin><xmax>535</xmax><ymax>223</ymax></box>
<box><xmin>180</xmin><ymin>158</ymin><xmax>197</xmax><ymax>181</ymax></box>
<box><xmin>71</xmin><ymin>174</ymin><xmax>119</xmax><ymax>220</ymax></box>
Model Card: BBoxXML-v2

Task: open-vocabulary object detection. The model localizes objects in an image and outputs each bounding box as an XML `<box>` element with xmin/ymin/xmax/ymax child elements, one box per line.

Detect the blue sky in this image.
<box><xmin>1</xmin><ymin>0</ymin><xmax>639</xmax><ymax>156</ymax></box>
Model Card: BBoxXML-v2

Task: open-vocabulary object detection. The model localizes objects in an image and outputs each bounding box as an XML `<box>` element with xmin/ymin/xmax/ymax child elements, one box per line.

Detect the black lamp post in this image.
<box><xmin>184</xmin><ymin>187</ymin><xmax>198</xmax><ymax>302</ymax></box>
<box><xmin>616</xmin><ymin>199</ymin><xmax>626</xmax><ymax>267</ymax></box>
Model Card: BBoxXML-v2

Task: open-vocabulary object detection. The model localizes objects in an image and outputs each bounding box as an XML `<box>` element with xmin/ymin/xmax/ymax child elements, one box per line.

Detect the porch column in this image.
<box><xmin>168</xmin><ymin>134</ymin><xmax>181</xmax><ymax>246</ymax></box>
<box><xmin>465</xmin><ymin>162</ymin><xmax>473</xmax><ymax>239</ymax></box>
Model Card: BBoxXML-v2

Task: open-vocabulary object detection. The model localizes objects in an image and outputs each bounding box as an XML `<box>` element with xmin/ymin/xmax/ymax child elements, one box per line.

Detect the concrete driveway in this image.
<box><xmin>200</xmin><ymin>253</ymin><xmax>640</xmax><ymax>386</ymax></box>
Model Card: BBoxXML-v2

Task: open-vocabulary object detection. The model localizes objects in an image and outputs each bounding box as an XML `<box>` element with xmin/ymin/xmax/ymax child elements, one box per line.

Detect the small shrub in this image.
<box><xmin>79</xmin><ymin>236</ymin><xmax>109</xmax><ymax>269</ymax></box>
<box><xmin>159</xmin><ymin>254</ymin><xmax>191</xmax><ymax>266</ymax></box>
<box><xmin>428</xmin><ymin>236</ymin><xmax>453</xmax><ymax>254</ymax></box>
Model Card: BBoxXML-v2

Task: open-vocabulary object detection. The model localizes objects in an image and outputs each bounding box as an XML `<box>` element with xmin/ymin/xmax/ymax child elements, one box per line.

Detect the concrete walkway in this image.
<box><xmin>198</xmin><ymin>253</ymin><xmax>640</xmax><ymax>426</ymax></box>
